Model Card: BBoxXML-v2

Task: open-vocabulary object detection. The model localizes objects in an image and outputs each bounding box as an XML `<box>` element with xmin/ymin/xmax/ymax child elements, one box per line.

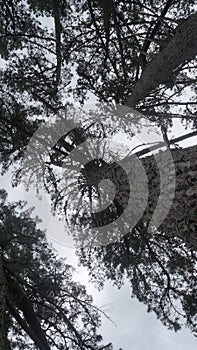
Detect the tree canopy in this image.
<box><xmin>0</xmin><ymin>0</ymin><xmax>197</xmax><ymax>344</ymax></box>
<box><xmin>77</xmin><ymin>220</ymin><xmax>197</xmax><ymax>336</ymax></box>
<box><xmin>0</xmin><ymin>0</ymin><xmax>196</xmax><ymax>174</ymax></box>
<box><xmin>0</xmin><ymin>190</ymin><xmax>113</xmax><ymax>350</ymax></box>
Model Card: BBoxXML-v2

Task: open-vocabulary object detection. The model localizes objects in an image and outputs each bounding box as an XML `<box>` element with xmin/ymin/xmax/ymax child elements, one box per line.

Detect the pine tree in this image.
<box><xmin>0</xmin><ymin>0</ymin><xmax>196</xmax><ymax>339</ymax></box>
<box><xmin>0</xmin><ymin>190</ymin><xmax>113</xmax><ymax>350</ymax></box>
<box><xmin>76</xmin><ymin>220</ymin><xmax>197</xmax><ymax>336</ymax></box>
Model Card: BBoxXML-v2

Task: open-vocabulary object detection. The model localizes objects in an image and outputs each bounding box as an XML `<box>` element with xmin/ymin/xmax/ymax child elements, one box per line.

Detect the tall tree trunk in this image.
<box><xmin>0</xmin><ymin>255</ymin><xmax>6</xmax><ymax>350</ymax></box>
<box><xmin>125</xmin><ymin>13</ymin><xmax>197</xmax><ymax>107</ymax></box>
<box><xmin>141</xmin><ymin>145</ymin><xmax>197</xmax><ymax>250</ymax></box>
<box><xmin>82</xmin><ymin>145</ymin><xmax>197</xmax><ymax>250</ymax></box>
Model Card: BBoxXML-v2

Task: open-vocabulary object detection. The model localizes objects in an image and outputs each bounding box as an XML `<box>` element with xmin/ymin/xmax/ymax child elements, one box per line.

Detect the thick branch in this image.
<box><xmin>6</xmin><ymin>297</ymin><xmax>49</xmax><ymax>350</ymax></box>
<box><xmin>53</xmin><ymin>0</ymin><xmax>62</xmax><ymax>91</ymax></box>
<box><xmin>139</xmin><ymin>0</ymin><xmax>174</xmax><ymax>70</ymax></box>
<box><xmin>125</xmin><ymin>13</ymin><xmax>197</xmax><ymax>107</ymax></box>
<box><xmin>134</xmin><ymin>130</ymin><xmax>197</xmax><ymax>158</ymax></box>
<box><xmin>6</xmin><ymin>273</ymin><xmax>50</xmax><ymax>350</ymax></box>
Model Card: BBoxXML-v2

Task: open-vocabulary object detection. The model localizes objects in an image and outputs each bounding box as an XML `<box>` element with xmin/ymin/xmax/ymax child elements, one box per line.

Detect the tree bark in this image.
<box><xmin>82</xmin><ymin>145</ymin><xmax>197</xmax><ymax>250</ymax></box>
<box><xmin>154</xmin><ymin>145</ymin><xmax>197</xmax><ymax>250</ymax></box>
<box><xmin>6</xmin><ymin>273</ymin><xmax>51</xmax><ymax>350</ymax></box>
<box><xmin>140</xmin><ymin>145</ymin><xmax>197</xmax><ymax>250</ymax></box>
<box><xmin>125</xmin><ymin>13</ymin><xmax>197</xmax><ymax>107</ymax></box>
<box><xmin>0</xmin><ymin>256</ymin><xmax>6</xmax><ymax>350</ymax></box>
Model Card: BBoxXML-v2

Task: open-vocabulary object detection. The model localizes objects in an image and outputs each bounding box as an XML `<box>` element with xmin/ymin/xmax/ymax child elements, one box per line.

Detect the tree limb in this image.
<box><xmin>139</xmin><ymin>0</ymin><xmax>174</xmax><ymax>71</ymax></box>
<box><xmin>6</xmin><ymin>297</ymin><xmax>49</xmax><ymax>350</ymax></box>
<box><xmin>125</xmin><ymin>13</ymin><xmax>197</xmax><ymax>107</ymax></box>
<box><xmin>53</xmin><ymin>0</ymin><xmax>62</xmax><ymax>92</ymax></box>
<box><xmin>134</xmin><ymin>130</ymin><xmax>197</xmax><ymax>158</ymax></box>
<box><xmin>5</xmin><ymin>273</ymin><xmax>50</xmax><ymax>350</ymax></box>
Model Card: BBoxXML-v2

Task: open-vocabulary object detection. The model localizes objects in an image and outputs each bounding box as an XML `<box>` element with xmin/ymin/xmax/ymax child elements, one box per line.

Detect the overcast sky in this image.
<box><xmin>1</xmin><ymin>119</ymin><xmax>196</xmax><ymax>350</ymax></box>
<box><xmin>1</xmin><ymin>11</ymin><xmax>196</xmax><ymax>349</ymax></box>
<box><xmin>2</xmin><ymin>180</ymin><xmax>197</xmax><ymax>350</ymax></box>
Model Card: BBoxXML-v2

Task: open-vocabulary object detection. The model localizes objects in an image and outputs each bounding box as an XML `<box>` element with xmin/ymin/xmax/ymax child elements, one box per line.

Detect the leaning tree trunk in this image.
<box><xmin>0</xmin><ymin>255</ymin><xmax>6</xmax><ymax>350</ymax></box>
<box><xmin>125</xmin><ymin>12</ymin><xmax>197</xmax><ymax>107</ymax></box>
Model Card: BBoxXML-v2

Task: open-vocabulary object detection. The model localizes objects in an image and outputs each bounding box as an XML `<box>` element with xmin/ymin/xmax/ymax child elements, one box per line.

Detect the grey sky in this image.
<box><xmin>0</xmin><ymin>11</ymin><xmax>196</xmax><ymax>349</ymax></box>
<box><xmin>1</xmin><ymin>118</ymin><xmax>196</xmax><ymax>349</ymax></box>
